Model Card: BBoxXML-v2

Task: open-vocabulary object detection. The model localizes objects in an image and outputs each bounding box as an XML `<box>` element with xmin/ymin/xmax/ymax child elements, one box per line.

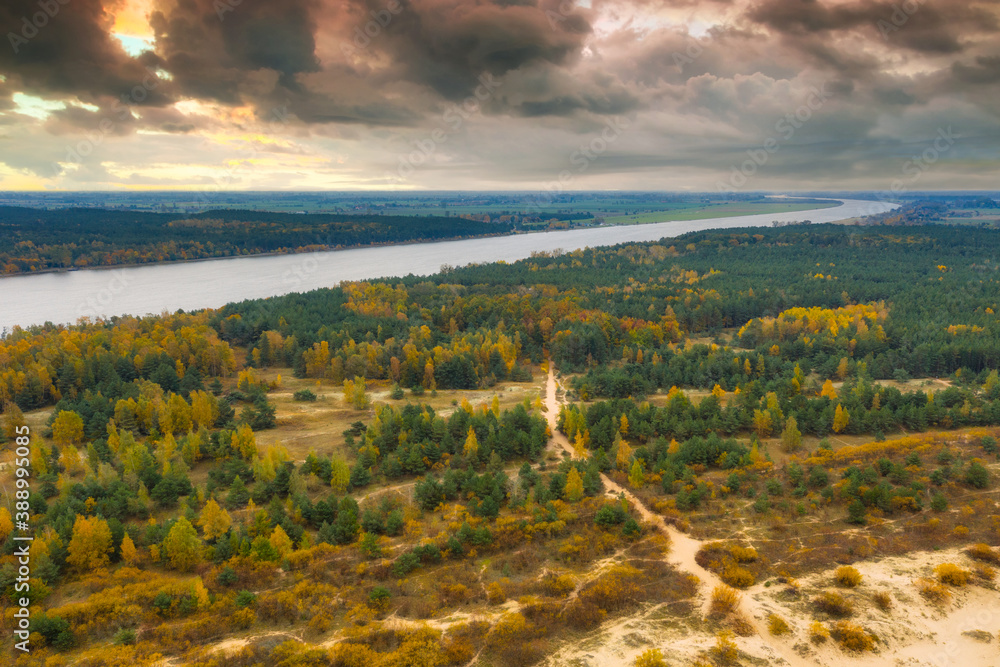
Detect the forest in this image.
<box><xmin>2</xmin><ymin>222</ymin><xmax>1000</xmax><ymax>665</ymax></box>
<box><xmin>0</xmin><ymin>208</ymin><xmax>511</xmax><ymax>274</ymax></box>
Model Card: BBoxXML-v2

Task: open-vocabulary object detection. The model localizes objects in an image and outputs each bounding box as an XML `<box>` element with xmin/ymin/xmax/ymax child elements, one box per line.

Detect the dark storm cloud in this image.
<box><xmin>0</xmin><ymin>0</ymin><xmax>172</xmax><ymax>105</ymax></box>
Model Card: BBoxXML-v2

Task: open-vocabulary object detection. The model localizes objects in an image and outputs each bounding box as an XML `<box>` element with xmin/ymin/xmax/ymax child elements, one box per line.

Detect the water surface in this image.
<box><xmin>0</xmin><ymin>198</ymin><xmax>896</xmax><ymax>331</ymax></box>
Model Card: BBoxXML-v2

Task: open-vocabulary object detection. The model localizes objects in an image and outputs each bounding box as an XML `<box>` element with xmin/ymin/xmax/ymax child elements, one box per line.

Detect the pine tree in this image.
<box><xmin>227</xmin><ymin>475</ymin><xmax>250</xmax><ymax>508</ymax></box>
<box><xmin>564</xmin><ymin>467</ymin><xmax>584</xmax><ymax>502</ymax></box>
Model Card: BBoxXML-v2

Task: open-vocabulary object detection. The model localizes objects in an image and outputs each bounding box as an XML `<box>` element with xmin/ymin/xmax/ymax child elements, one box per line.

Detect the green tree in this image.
<box><xmin>162</xmin><ymin>517</ymin><xmax>202</xmax><ymax>571</ymax></box>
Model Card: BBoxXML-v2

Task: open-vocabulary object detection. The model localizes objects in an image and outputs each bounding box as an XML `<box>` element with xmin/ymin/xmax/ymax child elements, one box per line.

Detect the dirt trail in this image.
<box><xmin>544</xmin><ymin>366</ymin><xmax>813</xmax><ymax>667</ymax></box>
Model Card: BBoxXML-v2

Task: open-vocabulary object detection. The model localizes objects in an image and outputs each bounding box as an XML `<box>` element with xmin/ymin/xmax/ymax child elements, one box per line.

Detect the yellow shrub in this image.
<box><xmin>767</xmin><ymin>613</ymin><xmax>791</xmax><ymax>636</ymax></box>
<box><xmin>720</xmin><ymin>564</ymin><xmax>755</xmax><ymax>588</ymax></box>
<box><xmin>230</xmin><ymin>608</ymin><xmax>256</xmax><ymax>630</ymax></box>
<box><xmin>834</xmin><ymin>565</ymin><xmax>862</xmax><ymax>588</ymax></box>
<box><xmin>967</xmin><ymin>543</ymin><xmax>1000</xmax><ymax>564</ymax></box>
<box><xmin>935</xmin><ymin>563</ymin><xmax>970</xmax><ymax>586</ymax></box>
<box><xmin>830</xmin><ymin>621</ymin><xmax>876</xmax><ymax>652</ymax></box>
<box><xmin>916</xmin><ymin>577</ymin><xmax>952</xmax><ymax>605</ymax></box>
<box><xmin>809</xmin><ymin>621</ymin><xmax>830</xmax><ymax>644</ymax></box>
<box><xmin>813</xmin><ymin>591</ymin><xmax>854</xmax><ymax>617</ymax></box>
<box><xmin>486</xmin><ymin>581</ymin><xmax>507</xmax><ymax>605</ymax></box>
<box><xmin>541</xmin><ymin>573</ymin><xmax>576</xmax><ymax>597</ymax></box>
<box><xmin>709</xmin><ymin>585</ymin><xmax>742</xmax><ymax>617</ymax></box>
<box><xmin>729</xmin><ymin>545</ymin><xmax>758</xmax><ymax>563</ymax></box>
<box><xmin>872</xmin><ymin>591</ymin><xmax>893</xmax><ymax>612</ymax></box>
<box><xmin>711</xmin><ymin>630</ymin><xmax>739</xmax><ymax>664</ymax></box>
<box><xmin>634</xmin><ymin>648</ymin><xmax>667</xmax><ymax>667</ymax></box>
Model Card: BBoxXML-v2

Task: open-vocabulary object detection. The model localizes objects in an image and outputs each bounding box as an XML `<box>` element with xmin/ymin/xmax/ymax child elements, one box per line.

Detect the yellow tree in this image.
<box><xmin>491</xmin><ymin>395</ymin><xmax>501</xmax><ymax>418</ymax></box>
<box><xmin>232</xmin><ymin>424</ymin><xmax>257</xmax><ymax>460</ymax></box>
<box><xmin>833</xmin><ymin>404</ymin><xmax>850</xmax><ymax>433</ymax></box>
<box><xmin>120</xmin><ymin>531</ymin><xmax>139</xmax><ymax>566</ymax></box>
<box><xmin>573</xmin><ymin>429</ymin><xmax>587</xmax><ymax>458</ymax></box>
<box><xmin>564</xmin><ymin>467</ymin><xmax>584</xmax><ymax>502</ymax></box>
<box><xmin>343</xmin><ymin>376</ymin><xmax>370</xmax><ymax>410</ymax></box>
<box><xmin>464</xmin><ymin>427</ymin><xmax>479</xmax><ymax>458</ymax></box>
<box><xmin>198</xmin><ymin>499</ymin><xmax>232</xmax><ymax>541</ymax></box>
<box><xmin>836</xmin><ymin>357</ymin><xmax>850</xmax><ymax>380</ymax></box>
<box><xmin>619</xmin><ymin>413</ymin><xmax>629</xmax><ymax>435</ymax></box>
<box><xmin>66</xmin><ymin>514</ymin><xmax>113</xmax><ymax>573</ymax></box>
<box><xmin>712</xmin><ymin>384</ymin><xmax>726</xmax><ymax>399</ymax></box>
<box><xmin>2</xmin><ymin>402</ymin><xmax>26</xmax><ymax>440</ymax></box>
<box><xmin>269</xmin><ymin>525</ymin><xmax>293</xmax><ymax>559</ymax></box>
<box><xmin>0</xmin><ymin>507</ymin><xmax>13</xmax><ymax>543</ymax></box>
<box><xmin>330</xmin><ymin>456</ymin><xmax>350</xmax><ymax>494</ymax></box>
<box><xmin>52</xmin><ymin>410</ymin><xmax>84</xmax><ymax>445</ymax></box>
<box><xmin>628</xmin><ymin>459</ymin><xmax>646</xmax><ymax>488</ymax></box>
<box><xmin>162</xmin><ymin>517</ymin><xmax>202</xmax><ymax>571</ymax></box>
<box><xmin>820</xmin><ymin>379</ymin><xmax>838</xmax><ymax>400</ymax></box>
<box><xmin>781</xmin><ymin>415</ymin><xmax>802</xmax><ymax>452</ymax></box>
<box><xmin>616</xmin><ymin>439</ymin><xmax>633</xmax><ymax>471</ymax></box>
<box><xmin>752</xmin><ymin>409</ymin><xmax>773</xmax><ymax>438</ymax></box>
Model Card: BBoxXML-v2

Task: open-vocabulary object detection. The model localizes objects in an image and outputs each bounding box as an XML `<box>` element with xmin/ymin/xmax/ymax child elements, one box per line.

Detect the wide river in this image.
<box><xmin>0</xmin><ymin>198</ymin><xmax>896</xmax><ymax>331</ymax></box>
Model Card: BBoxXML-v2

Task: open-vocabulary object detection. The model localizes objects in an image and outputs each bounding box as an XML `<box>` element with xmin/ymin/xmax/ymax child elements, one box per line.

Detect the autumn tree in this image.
<box><xmin>628</xmin><ymin>459</ymin><xmax>645</xmax><ymax>488</ymax></box>
<box><xmin>3</xmin><ymin>402</ymin><xmax>26</xmax><ymax>440</ymax></box>
<box><xmin>67</xmin><ymin>514</ymin><xmax>113</xmax><ymax>573</ymax></box>
<box><xmin>231</xmin><ymin>424</ymin><xmax>257</xmax><ymax>460</ymax></box>
<box><xmin>0</xmin><ymin>507</ymin><xmax>13</xmax><ymax>543</ymax></box>
<box><xmin>616</xmin><ymin>437</ymin><xmax>633</xmax><ymax>471</ymax></box>
<box><xmin>52</xmin><ymin>410</ymin><xmax>85</xmax><ymax>445</ymax></box>
<box><xmin>120</xmin><ymin>531</ymin><xmax>139</xmax><ymax>566</ymax></box>
<box><xmin>833</xmin><ymin>404</ymin><xmax>850</xmax><ymax>433</ymax></box>
<box><xmin>464</xmin><ymin>427</ymin><xmax>479</xmax><ymax>458</ymax></box>
<box><xmin>330</xmin><ymin>456</ymin><xmax>350</xmax><ymax>494</ymax></box>
<box><xmin>269</xmin><ymin>525</ymin><xmax>293</xmax><ymax>559</ymax></box>
<box><xmin>162</xmin><ymin>517</ymin><xmax>202</xmax><ymax>571</ymax></box>
<box><xmin>820</xmin><ymin>379</ymin><xmax>838</xmax><ymax>400</ymax></box>
<box><xmin>198</xmin><ymin>499</ymin><xmax>232</xmax><ymax>541</ymax></box>
<box><xmin>343</xmin><ymin>376</ymin><xmax>370</xmax><ymax>410</ymax></box>
<box><xmin>564</xmin><ymin>467</ymin><xmax>584</xmax><ymax>502</ymax></box>
<box><xmin>781</xmin><ymin>415</ymin><xmax>802</xmax><ymax>452</ymax></box>
<box><xmin>836</xmin><ymin>357</ymin><xmax>850</xmax><ymax>380</ymax></box>
<box><xmin>752</xmin><ymin>409</ymin><xmax>773</xmax><ymax>438</ymax></box>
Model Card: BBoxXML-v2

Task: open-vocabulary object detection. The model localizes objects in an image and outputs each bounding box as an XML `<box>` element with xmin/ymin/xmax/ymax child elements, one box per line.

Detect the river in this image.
<box><xmin>0</xmin><ymin>198</ymin><xmax>896</xmax><ymax>331</ymax></box>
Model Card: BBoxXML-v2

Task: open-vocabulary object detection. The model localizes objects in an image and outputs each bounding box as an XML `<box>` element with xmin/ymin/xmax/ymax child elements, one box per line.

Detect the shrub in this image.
<box><xmin>113</xmin><ymin>628</ymin><xmax>137</xmax><ymax>646</ymax></box>
<box><xmin>562</xmin><ymin>599</ymin><xmax>606</xmax><ymax>629</ymax></box>
<box><xmin>711</xmin><ymin>630</ymin><xmax>739</xmax><ymax>664</ymax></box>
<box><xmin>809</xmin><ymin>621</ymin><xmax>830</xmax><ymax>644</ymax></box>
<box><xmin>541</xmin><ymin>574</ymin><xmax>575</xmax><ymax>597</ymax></box>
<box><xmin>367</xmin><ymin>586</ymin><xmax>391</xmax><ymax>613</ymax></box>
<box><xmin>709</xmin><ymin>585</ymin><xmax>742</xmax><ymax>617</ymax></box>
<box><xmin>231</xmin><ymin>608</ymin><xmax>256</xmax><ymax>630</ymax></box>
<box><xmin>935</xmin><ymin>563</ymin><xmax>970</xmax><ymax>586</ymax></box>
<box><xmin>916</xmin><ymin>577</ymin><xmax>952</xmax><ymax>605</ymax></box>
<box><xmin>872</xmin><ymin>591</ymin><xmax>892</xmax><ymax>612</ymax></box>
<box><xmin>595</xmin><ymin>503</ymin><xmax>628</xmax><ymax>526</ymax></box>
<box><xmin>293</xmin><ymin>389</ymin><xmax>317</xmax><ymax>402</ymax></box>
<box><xmin>830</xmin><ymin>621</ymin><xmax>876</xmax><ymax>652</ymax></box>
<box><xmin>235</xmin><ymin>590</ymin><xmax>257</xmax><ymax>608</ymax></box>
<box><xmin>486</xmin><ymin>582</ymin><xmax>507</xmax><ymax>605</ymax></box>
<box><xmin>972</xmin><ymin>563</ymin><xmax>995</xmax><ymax>582</ymax></box>
<box><xmin>729</xmin><ymin>545</ymin><xmax>758</xmax><ymax>563</ymax></box>
<box><xmin>834</xmin><ymin>565</ymin><xmax>863</xmax><ymax>588</ymax></box>
<box><xmin>634</xmin><ymin>648</ymin><xmax>667</xmax><ymax>667</ymax></box>
<box><xmin>217</xmin><ymin>566</ymin><xmax>239</xmax><ymax>587</ymax></box>
<box><xmin>813</xmin><ymin>591</ymin><xmax>854</xmax><ymax>617</ymax></box>
<box><xmin>967</xmin><ymin>543</ymin><xmax>1000</xmax><ymax>564</ymax></box>
<box><xmin>767</xmin><ymin>613</ymin><xmax>791</xmax><ymax>636</ymax></box>
<box><xmin>728</xmin><ymin>613</ymin><xmax>755</xmax><ymax>637</ymax></box>
<box><xmin>721</xmin><ymin>563</ymin><xmax>755</xmax><ymax>588</ymax></box>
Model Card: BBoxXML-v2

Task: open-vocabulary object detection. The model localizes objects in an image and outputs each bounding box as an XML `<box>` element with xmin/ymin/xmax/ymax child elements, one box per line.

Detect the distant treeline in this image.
<box><xmin>0</xmin><ymin>207</ymin><xmax>512</xmax><ymax>274</ymax></box>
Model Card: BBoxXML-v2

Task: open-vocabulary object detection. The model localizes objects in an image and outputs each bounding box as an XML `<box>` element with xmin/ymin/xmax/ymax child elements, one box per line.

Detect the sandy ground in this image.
<box><xmin>542</xmin><ymin>367</ymin><xmax>1000</xmax><ymax>667</ymax></box>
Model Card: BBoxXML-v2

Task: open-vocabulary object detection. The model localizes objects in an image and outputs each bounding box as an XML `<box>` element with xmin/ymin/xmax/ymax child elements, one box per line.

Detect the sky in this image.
<box><xmin>0</xmin><ymin>0</ymin><xmax>997</xmax><ymax>192</ymax></box>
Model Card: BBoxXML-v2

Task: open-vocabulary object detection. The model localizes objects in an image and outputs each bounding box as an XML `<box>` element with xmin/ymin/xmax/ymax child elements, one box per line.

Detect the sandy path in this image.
<box><xmin>544</xmin><ymin>366</ymin><xmax>813</xmax><ymax>667</ymax></box>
